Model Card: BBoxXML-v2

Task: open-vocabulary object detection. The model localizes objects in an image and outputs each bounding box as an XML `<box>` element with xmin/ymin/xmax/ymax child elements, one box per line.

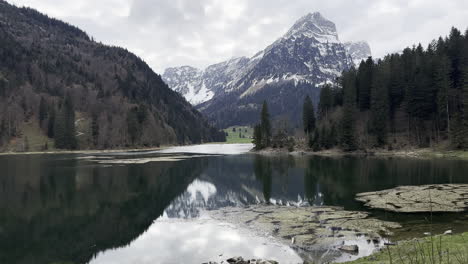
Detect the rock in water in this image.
<box><xmin>339</xmin><ymin>245</ymin><xmax>359</xmax><ymax>254</ymax></box>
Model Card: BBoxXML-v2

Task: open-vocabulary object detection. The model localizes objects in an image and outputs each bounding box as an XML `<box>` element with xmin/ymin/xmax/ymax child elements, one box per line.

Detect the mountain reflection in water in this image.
<box><xmin>1</xmin><ymin>147</ymin><xmax>468</xmax><ymax>264</ymax></box>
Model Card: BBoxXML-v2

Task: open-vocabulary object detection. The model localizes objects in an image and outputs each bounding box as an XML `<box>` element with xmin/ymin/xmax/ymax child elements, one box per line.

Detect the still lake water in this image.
<box><xmin>1</xmin><ymin>144</ymin><xmax>467</xmax><ymax>264</ymax></box>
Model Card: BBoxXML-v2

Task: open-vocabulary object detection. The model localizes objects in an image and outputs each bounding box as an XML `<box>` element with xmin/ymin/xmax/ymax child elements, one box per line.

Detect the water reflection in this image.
<box><xmin>0</xmin><ymin>154</ymin><xmax>207</xmax><ymax>264</ymax></box>
<box><xmin>89</xmin><ymin>218</ymin><xmax>302</xmax><ymax>264</ymax></box>
<box><xmin>0</xmin><ymin>152</ymin><xmax>467</xmax><ymax>264</ymax></box>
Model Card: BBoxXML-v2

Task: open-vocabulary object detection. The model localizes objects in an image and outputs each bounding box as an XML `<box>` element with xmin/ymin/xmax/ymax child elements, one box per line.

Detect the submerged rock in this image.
<box><xmin>215</xmin><ymin>256</ymin><xmax>279</xmax><ymax>264</ymax></box>
<box><xmin>355</xmin><ymin>184</ymin><xmax>468</xmax><ymax>213</ymax></box>
<box><xmin>339</xmin><ymin>244</ymin><xmax>359</xmax><ymax>254</ymax></box>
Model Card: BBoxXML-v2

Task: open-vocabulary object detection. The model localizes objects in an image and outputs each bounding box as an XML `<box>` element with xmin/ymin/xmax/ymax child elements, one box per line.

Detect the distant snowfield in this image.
<box><xmin>157</xmin><ymin>143</ymin><xmax>254</xmax><ymax>155</ymax></box>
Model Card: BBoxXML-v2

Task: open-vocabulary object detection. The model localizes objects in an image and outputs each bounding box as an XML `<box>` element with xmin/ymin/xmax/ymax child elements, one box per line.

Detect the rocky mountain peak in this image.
<box><xmin>344</xmin><ymin>41</ymin><xmax>372</xmax><ymax>66</ymax></box>
<box><xmin>163</xmin><ymin>12</ymin><xmax>371</xmax><ymax>127</ymax></box>
<box><xmin>284</xmin><ymin>12</ymin><xmax>339</xmax><ymax>43</ymax></box>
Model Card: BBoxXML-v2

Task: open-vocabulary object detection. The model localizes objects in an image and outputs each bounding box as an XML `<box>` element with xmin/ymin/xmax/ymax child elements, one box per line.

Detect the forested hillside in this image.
<box><xmin>312</xmin><ymin>27</ymin><xmax>468</xmax><ymax>151</ymax></box>
<box><xmin>0</xmin><ymin>1</ymin><xmax>225</xmax><ymax>151</ymax></box>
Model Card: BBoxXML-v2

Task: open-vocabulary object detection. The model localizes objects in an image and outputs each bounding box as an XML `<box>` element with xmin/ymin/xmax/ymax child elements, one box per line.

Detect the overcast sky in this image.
<box><xmin>7</xmin><ymin>0</ymin><xmax>468</xmax><ymax>73</ymax></box>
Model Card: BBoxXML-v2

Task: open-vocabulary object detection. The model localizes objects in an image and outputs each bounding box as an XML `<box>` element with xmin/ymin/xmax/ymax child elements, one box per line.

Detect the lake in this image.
<box><xmin>1</xmin><ymin>144</ymin><xmax>467</xmax><ymax>264</ymax></box>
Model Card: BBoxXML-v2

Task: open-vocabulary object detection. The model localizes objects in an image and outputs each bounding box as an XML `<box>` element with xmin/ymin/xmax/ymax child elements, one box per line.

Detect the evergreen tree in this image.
<box><xmin>318</xmin><ymin>84</ymin><xmax>333</xmax><ymax>119</ymax></box>
<box><xmin>54</xmin><ymin>95</ymin><xmax>77</xmax><ymax>149</ymax></box>
<box><xmin>38</xmin><ymin>96</ymin><xmax>48</xmax><ymax>124</ymax></box>
<box><xmin>302</xmin><ymin>95</ymin><xmax>316</xmax><ymax>134</ymax></box>
<box><xmin>253</xmin><ymin>101</ymin><xmax>272</xmax><ymax>150</ymax></box>
<box><xmin>388</xmin><ymin>54</ymin><xmax>405</xmax><ymax>126</ymax></box>
<box><xmin>91</xmin><ymin>113</ymin><xmax>99</xmax><ymax>147</ymax></box>
<box><xmin>309</xmin><ymin>129</ymin><xmax>320</xmax><ymax>150</ymax></box>
<box><xmin>357</xmin><ymin>57</ymin><xmax>373</xmax><ymax>110</ymax></box>
<box><xmin>253</xmin><ymin>124</ymin><xmax>263</xmax><ymax>150</ymax></box>
<box><xmin>370</xmin><ymin>64</ymin><xmax>389</xmax><ymax>147</ymax></box>
<box><xmin>127</xmin><ymin>108</ymin><xmax>139</xmax><ymax>144</ymax></box>
<box><xmin>312</xmin><ymin>27</ymin><xmax>467</xmax><ymax>151</ymax></box>
<box><xmin>54</xmin><ymin>104</ymin><xmax>66</xmax><ymax>149</ymax></box>
<box><xmin>47</xmin><ymin>105</ymin><xmax>55</xmax><ymax>138</ymax></box>
<box><xmin>434</xmin><ymin>54</ymin><xmax>451</xmax><ymax>134</ymax></box>
<box><xmin>260</xmin><ymin>101</ymin><xmax>271</xmax><ymax>147</ymax></box>
<box><xmin>63</xmin><ymin>94</ymin><xmax>77</xmax><ymax>149</ymax></box>
<box><xmin>459</xmin><ymin>64</ymin><xmax>468</xmax><ymax>148</ymax></box>
<box><xmin>340</xmin><ymin>69</ymin><xmax>358</xmax><ymax>151</ymax></box>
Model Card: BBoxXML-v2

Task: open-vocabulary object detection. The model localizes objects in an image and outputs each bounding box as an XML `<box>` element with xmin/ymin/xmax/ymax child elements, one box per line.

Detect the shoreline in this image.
<box><xmin>0</xmin><ymin>146</ymin><xmax>167</xmax><ymax>156</ymax></box>
<box><xmin>252</xmin><ymin>146</ymin><xmax>468</xmax><ymax>160</ymax></box>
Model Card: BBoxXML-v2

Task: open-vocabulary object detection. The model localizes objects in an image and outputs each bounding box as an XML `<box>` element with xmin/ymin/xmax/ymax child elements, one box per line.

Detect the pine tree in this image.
<box><xmin>303</xmin><ymin>95</ymin><xmax>315</xmax><ymax>134</ymax></box>
<box><xmin>370</xmin><ymin>64</ymin><xmax>389</xmax><ymax>147</ymax></box>
<box><xmin>127</xmin><ymin>108</ymin><xmax>139</xmax><ymax>144</ymax></box>
<box><xmin>63</xmin><ymin>94</ymin><xmax>77</xmax><ymax>149</ymax></box>
<box><xmin>357</xmin><ymin>57</ymin><xmax>373</xmax><ymax>110</ymax></box>
<box><xmin>47</xmin><ymin>105</ymin><xmax>55</xmax><ymax>138</ymax></box>
<box><xmin>54</xmin><ymin>104</ymin><xmax>66</xmax><ymax>149</ymax></box>
<box><xmin>54</xmin><ymin>95</ymin><xmax>77</xmax><ymax>149</ymax></box>
<box><xmin>340</xmin><ymin>69</ymin><xmax>358</xmax><ymax>151</ymax></box>
<box><xmin>459</xmin><ymin>64</ymin><xmax>468</xmax><ymax>148</ymax></box>
<box><xmin>434</xmin><ymin>54</ymin><xmax>451</xmax><ymax>135</ymax></box>
<box><xmin>260</xmin><ymin>101</ymin><xmax>271</xmax><ymax>147</ymax></box>
<box><xmin>253</xmin><ymin>101</ymin><xmax>272</xmax><ymax>150</ymax></box>
<box><xmin>318</xmin><ymin>84</ymin><xmax>333</xmax><ymax>119</ymax></box>
<box><xmin>38</xmin><ymin>97</ymin><xmax>48</xmax><ymax>124</ymax></box>
<box><xmin>253</xmin><ymin>124</ymin><xmax>263</xmax><ymax>150</ymax></box>
<box><xmin>91</xmin><ymin>112</ymin><xmax>99</xmax><ymax>147</ymax></box>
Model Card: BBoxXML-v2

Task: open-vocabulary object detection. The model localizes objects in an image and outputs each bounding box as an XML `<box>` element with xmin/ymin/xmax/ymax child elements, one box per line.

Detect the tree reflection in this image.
<box><xmin>254</xmin><ymin>155</ymin><xmax>272</xmax><ymax>203</ymax></box>
<box><xmin>0</xmin><ymin>154</ymin><xmax>208</xmax><ymax>264</ymax></box>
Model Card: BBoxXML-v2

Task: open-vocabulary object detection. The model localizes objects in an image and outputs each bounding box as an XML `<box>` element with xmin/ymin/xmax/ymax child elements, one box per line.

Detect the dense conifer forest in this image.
<box><xmin>0</xmin><ymin>1</ymin><xmax>225</xmax><ymax>151</ymax></box>
<box><xmin>252</xmin><ymin>27</ymin><xmax>468</xmax><ymax>152</ymax></box>
<box><xmin>311</xmin><ymin>27</ymin><xmax>468</xmax><ymax>151</ymax></box>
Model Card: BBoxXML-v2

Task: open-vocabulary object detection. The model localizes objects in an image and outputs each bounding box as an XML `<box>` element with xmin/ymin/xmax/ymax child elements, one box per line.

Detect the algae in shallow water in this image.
<box><xmin>209</xmin><ymin>205</ymin><xmax>401</xmax><ymax>263</ymax></box>
<box><xmin>356</xmin><ymin>184</ymin><xmax>468</xmax><ymax>213</ymax></box>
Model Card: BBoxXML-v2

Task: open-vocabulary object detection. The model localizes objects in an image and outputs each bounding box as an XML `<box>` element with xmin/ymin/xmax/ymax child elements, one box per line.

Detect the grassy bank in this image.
<box><xmin>345</xmin><ymin>232</ymin><xmax>468</xmax><ymax>264</ymax></box>
<box><xmin>223</xmin><ymin>126</ymin><xmax>253</xmax><ymax>144</ymax></box>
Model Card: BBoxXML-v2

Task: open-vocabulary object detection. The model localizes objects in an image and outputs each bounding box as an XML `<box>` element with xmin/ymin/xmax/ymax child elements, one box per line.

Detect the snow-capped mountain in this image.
<box><xmin>163</xmin><ymin>57</ymin><xmax>250</xmax><ymax>105</ymax></box>
<box><xmin>344</xmin><ymin>41</ymin><xmax>372</xmax><ymax>66</ymax></box>
<box><xmin>163</xmin><ymin>12</ymin><xmax>371</xmax><ymax>127</ymax></box>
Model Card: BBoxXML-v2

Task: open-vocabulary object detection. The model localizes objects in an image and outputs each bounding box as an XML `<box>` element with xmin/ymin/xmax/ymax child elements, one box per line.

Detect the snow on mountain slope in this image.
<box><xmin>163</xmin><ymin>12</ymin><xmax>371</xmax><ymax>127</ymax></box>
<box><xmin>163</xmin><ymin>57</ymin><xmax>249</xmax><ymax>105</ymax></box>
<box><xmin>344</xmin><ymin>41</ymin><xmax>372</xmax><ymax>66</ymax></box>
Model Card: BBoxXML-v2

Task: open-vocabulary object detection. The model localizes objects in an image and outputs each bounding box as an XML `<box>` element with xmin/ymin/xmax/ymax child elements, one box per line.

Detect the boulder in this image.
<box><xmin>339</xmin><ymin>244</ymin><xmax>359</xmax><ymax>254</ymax></box>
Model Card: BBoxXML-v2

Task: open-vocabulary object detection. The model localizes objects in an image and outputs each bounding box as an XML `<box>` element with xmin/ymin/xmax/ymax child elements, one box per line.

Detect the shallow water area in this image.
<box><xmin>89</xmin><ymin>216</ymin><xmax>302</xmax><ymax>264</ymax></box>
<box><xmin>1</xmin><ymin>143</ymin><xmax>467</xmax><ymax>264</ymax></box>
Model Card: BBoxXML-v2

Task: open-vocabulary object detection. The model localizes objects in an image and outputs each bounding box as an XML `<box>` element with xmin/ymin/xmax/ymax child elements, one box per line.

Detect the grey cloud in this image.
<box><xmin>8</xmin><ymin>0</ymin><xmax>468</xmax><ymax>73</ymax></box>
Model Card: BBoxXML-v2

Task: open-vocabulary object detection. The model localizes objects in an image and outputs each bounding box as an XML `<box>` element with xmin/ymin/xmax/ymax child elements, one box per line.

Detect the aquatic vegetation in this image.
<box><xmin>356</xmin><ymin>184</ymin><xmax>468</xmax><ymax>213</ymax></box>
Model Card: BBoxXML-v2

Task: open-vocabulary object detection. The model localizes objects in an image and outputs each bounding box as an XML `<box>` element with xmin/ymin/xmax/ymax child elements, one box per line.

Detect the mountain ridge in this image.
<box><xmin>0</xmin><ymin>0</ymin><xmax>225</xmax><ymax>151</ymax></box>
<box><xmin>163</xmin><ymin>12</ymin><xmax>371</xmax><ymax>128</ymax></box>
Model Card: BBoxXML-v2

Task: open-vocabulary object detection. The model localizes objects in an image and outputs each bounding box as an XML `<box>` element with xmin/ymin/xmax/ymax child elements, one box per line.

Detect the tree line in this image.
<box><xmin>312</xmin><ymin>27</ymin><xmax>468</xmax><ymax>151</ymax></box>
<box><xmin>254</xmin><ymin>27</ymin><xmax>468</xmax><ymax>152</ymax></box>
<box><xmin>0</xmin><ymin>1</ymin><xmax>226</xmax><ymax>151</ymax></box>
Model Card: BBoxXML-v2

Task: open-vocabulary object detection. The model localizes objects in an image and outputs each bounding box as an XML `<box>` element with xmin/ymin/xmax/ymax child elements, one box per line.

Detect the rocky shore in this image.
<box><xmin>252</xmin><ymin>146</ymin><xmax>468</xmax><ymax>161</ymax></box>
